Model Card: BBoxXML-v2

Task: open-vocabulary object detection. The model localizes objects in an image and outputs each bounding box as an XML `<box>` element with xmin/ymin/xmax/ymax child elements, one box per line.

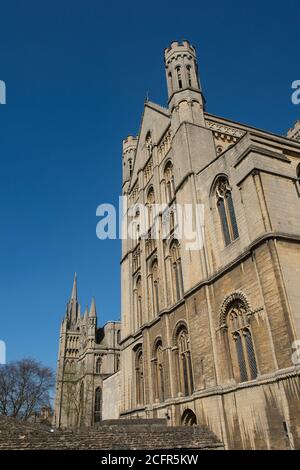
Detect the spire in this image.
<box><xmin>89</xmin><ymin>297</ymin><xmax>97</xmax><ymax>318</ymax></box>
<box><xmin>80</xmin><ymin>305</ymin><xmax>87</xmax><ymax>323</ymax></box>
<box><xmin>66</xmin><ymin>273</ymin><xmax>79</xmax><ymax>326</ymax></box>
<box><xmin>70</xmin><ymin>272</ymin><xmax>77</xmax><ymax>301</ymax></box>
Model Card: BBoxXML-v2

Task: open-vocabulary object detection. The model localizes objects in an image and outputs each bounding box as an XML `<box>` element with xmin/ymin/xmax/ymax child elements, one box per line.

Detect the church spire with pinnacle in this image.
<box><xmin>89</xmin><ymin>297</ymin><xmax>97</xmax><ymax>318</ymax></box>
<box><xmin>71</xmin><ymin>272</ymin><xmax>77</xmax><ymax>301</ymax></box>
<box><xmin>67</xmin><ymin>273</ymin><xmax>80</xmax><ymax>326</ymax></box>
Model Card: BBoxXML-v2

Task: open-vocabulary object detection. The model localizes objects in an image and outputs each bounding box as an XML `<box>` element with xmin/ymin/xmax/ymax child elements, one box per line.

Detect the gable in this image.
<box><xmin>130</xmin><ymin>101</ymin><xmax>170</xmax><ymax>186</ymax></box>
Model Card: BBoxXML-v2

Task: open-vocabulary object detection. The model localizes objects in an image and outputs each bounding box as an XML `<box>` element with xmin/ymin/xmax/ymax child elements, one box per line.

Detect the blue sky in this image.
<box><xmin>0</xmin><ymin>0</ymin><xmax>299</xmax><ymax>371</ymax></box>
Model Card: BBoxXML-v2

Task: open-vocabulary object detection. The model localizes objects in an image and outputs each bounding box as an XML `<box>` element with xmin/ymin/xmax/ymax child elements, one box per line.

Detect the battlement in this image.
<box><xmin>122</xmin><ymin>135</ymin><xmax>138</xmax><ymax>153</ymax></box>
<box><xmin>164</xmin><ymin>40</ymin><xmax>196</xmax><ymax>63</ymax></box>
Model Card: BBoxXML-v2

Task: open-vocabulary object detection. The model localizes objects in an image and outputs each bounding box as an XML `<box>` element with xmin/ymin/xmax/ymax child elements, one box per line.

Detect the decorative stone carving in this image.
<box><xmin>158</xmin><ymin>129</ymin><xmax>172</xmax><ymax>162</ymax></box>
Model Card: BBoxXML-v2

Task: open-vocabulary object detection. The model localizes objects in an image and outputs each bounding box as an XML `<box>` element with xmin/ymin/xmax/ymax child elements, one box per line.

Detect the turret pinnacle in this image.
<box><xmin>70</xmin><ymin>272</ymin><xmax>77</xmax><ymax>301</ymax></box>
<box><xmin>67</xmin><ymin>273</ymin><xmax>79</xmax><ymax>326</ymax></box>
<box><xmin>89</xmin><ymin>297</ymin><xmax>97</xmax><ymax>318</ymax></box>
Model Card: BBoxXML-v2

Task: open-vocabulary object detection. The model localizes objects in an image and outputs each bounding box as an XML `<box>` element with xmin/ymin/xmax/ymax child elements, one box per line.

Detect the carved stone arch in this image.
<box><xmin>209</xmin><ymin>173</ymin><xmax>229</xmax><ymax>207</ymax></box>
<box><xmin>177</xmin><ymin>99</ymin><xmax>189</xmax><ymax>109</ymax></box>
<box><xmin>168</xmin><ymin>236</ymin><xmax>180</xmax><ymax>253</ymax></box>
<box><xmin>146</xmin><ymin>185</ymin><xmax>155</xmax><ymax>203</ymax></box>
<box><xmin>163</xmin><ymin>159</ymin><xmax>174</xmax><ymax>184</ymax></box>
<box><xmin>134</xmin><ymin>272</ymin><xmax>142</xmax><ymax>289</ymax></box>
<box><xmin>169</xmin><ymin>237</ymin><xmax>181</xmax><ymax>260</ymax></box>
<box><xmin>219</xmin><ymin>291</ymin><xmax>252</xmax><ymax>328</ymax></box>
<box><xmin>145</xmin><ymin>131</ymin><xmax>153</xmax><ymax>157</ymax></box>
<box><xmin>172</xmin><ymin>319</ymin><xmax>188</xmax><ymax>346</ymax></box>
<box><xmin>148</xmin><ymin>254</ymin><xmax>158</xmax><ymax>269</ymax></box>
<box><xmin>133</xmin><ymin>342</ymin><xmax>143</xmax><ymax>354</ymax></box>
<box><xmin>133</xmin><ymin>344</ymin><xmax>143</xmax><ymax>369</ymax></box>
<box><xmin>152</xmin><ymin>336</ymin><xmax>163</xmax><ymax>358</ymax></box>
<box><xmin>181</xmin><ymin>408</ymin><xmax>197</xmax><ymax>426</ymax></box>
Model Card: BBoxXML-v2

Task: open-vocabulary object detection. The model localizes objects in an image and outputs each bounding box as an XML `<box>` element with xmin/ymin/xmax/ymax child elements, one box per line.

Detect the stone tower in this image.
<box><xmin>119</xmin><ymin>39</ymin><xmax>300</xmax><ymax>449</ymax></box>
<box><xmin>164</xmin><ymin>40</ymin><xmax>205</xmax><ymax>127</ymax></box>
<box><xmin>54</xmin><ymin>275</ymin><xmax>121</xmax><ymax>427</ymax></box>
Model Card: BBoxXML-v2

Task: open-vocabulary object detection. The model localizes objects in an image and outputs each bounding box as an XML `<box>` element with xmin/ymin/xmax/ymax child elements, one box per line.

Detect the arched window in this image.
<box><xmin>227</xmin><ymin>299</ymin><xmax>258</xmax><ymax>382</ymax></box>
<box><xmin>216</xmin><ymin>177</ymin><xmax>239</xmax><ymax>246</ymax></box>
<box><xmin>135</xmin><ymin>348</ymin><xmax>144</xmax><ymax>406</ymax></box>
<box><xmin>174</xmin><ymin>325</ymin><xmax>194</xmax><ymax>396</ymax></box>
<box><xmin>153</xmin><ymin>340</ymin><xmax>165</xmax><ymax>403</ymax></box>
<box><xmin>135</xmin><ymin>275</ymin><xmax>142</xmax><ymax>328</ymax></box>
<box><xmin>297</xmin><ymin>164</ymin><xmax>300</xmax><ymax>185</ymax></box>
<box><xmin>146</xmin><ymin>187</ymin><xmax>155</xmax><ymax>229</ymax></box>
<box><xmin>164</xmin><ymin>161</ymin><xmax>175</xmax><ymax>203</ymax></box>
<box><xmin>170</xmin><ymin>240</ymin><xmax>183</xmax><ymax>301</ymax></box>
<box><xmin>186</xmin><ymin>65</ymin><xmax>192</xmax><ymax>87</ymax></box>
<box><xmin>128</xmin><ymin>158</ymin><xmax>133</xmax><ymax>177</ymax></box>
<box><xmin>150</xmin><ymin>259</ymin><xmax>159</xmax><ymax>315</ymax></box>
<box><xmin>176</xmin><ymin>66</ymin><xmax>183</xmax><ymax>89</ymax></box>
<box><xmin>181</xmin><ymin>409</ymin><xmax>197</xmax><ymax>426</ymax></box>
<box><xmin>145</xmin><ymin>132</ymin><xmax>153</xmax><ymax>158</ymax></box>
<box><xmin>94</xmin><ymin>387</ymin><xmax>102</xmax><ymax>423</ymax></box>
<box><xmin>168</xmin><ymin>71</ymin><xmax>173</xmax><ymax>94</ymax></box>
<box><xmin>95</xmin><ymin>357</ymin><xmax>102</xmax><ymax>374</ymax></box>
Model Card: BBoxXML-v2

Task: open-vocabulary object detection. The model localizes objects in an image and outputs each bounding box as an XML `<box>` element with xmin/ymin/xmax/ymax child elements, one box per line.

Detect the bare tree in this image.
<box><xmin>0</xmin><ymin>358</ymin><xmax>54</xmax><ymax>421</ymax></box>
<box><xmin>61</xmin><ymin>373</ymin><xmax>94</xmax><ymax>427</ymax></box>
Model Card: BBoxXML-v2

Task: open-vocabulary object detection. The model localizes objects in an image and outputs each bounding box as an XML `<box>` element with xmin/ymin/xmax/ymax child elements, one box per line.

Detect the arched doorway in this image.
<box><xmin>181</xmin><ymin>409</ymin><xmax>197</xmax><ymax>426</ymax></box>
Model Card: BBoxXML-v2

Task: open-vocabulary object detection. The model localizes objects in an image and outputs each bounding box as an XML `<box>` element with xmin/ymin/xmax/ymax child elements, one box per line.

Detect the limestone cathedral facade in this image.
<box><xmin>55</xmin><ymin>40</ymin><xmax>300</xmax><ymax>449</ymax></box>
<box><xmin>119</xmin><ymin>41</ymin><xmax>300</xmax><ymax>449</ymax></box>
<box><xmin>54</xmin><ymin>274</ymin><xmax>120</xmax><ymax>427</ymax></box>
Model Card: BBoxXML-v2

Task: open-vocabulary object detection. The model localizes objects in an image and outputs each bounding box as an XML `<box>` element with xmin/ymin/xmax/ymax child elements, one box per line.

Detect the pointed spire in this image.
<box><xmin>83</xmin><ymin>305</ymin><xmax>88</xmax><ymax>322</ymax></box>
<box><xmin>70</xmin><ymin>272</ymin><xmax>77</xmax><ymax>301</ymax></box>
<box><xmin>66</xmin><ymin>273</ymin><xmax>79</xmax><ymax>326</ymax></box>
<box><xmin>89</xmin><ymin>297</ymin><xmax>97</xmax><ymax>318</ymax></box>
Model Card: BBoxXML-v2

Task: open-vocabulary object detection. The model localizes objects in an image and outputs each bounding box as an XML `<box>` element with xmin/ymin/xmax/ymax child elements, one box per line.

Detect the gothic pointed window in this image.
<box><xmin>146</xmin><ymin>187</ymin><xmax>156</xmax><ymax>231</ymax></box>
<box><xmin>164</xmin><ymin>161</ymin><xmax>175</xmax><ymax>203</ymax></box>
<box><xmin>150</xmin><ymin>259</ymin><xmax>159</xmax><ymax>316</ymax></box>
<box><xmin>168</xmin><ymin>72</ymin><xmax>173</xmax><ymax>95</ymax></box>
<box><xmin>186</xmin><ymin>65</ymin><xmax>192</xmax><ymax>87</ymax></box>
<box><xmin>145</xmin><ymin>132</ymin><xmax>153</xmax><ymax>158</ymax></box>
<box><xmin>227</xmin><ymin>299</ymin><xmax>258</xmax><ymax>383</ymax></box>
<box><xmin>94</xmin><ymin>387</ymin><xmax>102</xmax><ymax>423</ymax></box>
<box><xmin>129</xmin><ymin>158</ymin><xmax>133</xmax><ymax>177</ymax></box>
<box><xmin>153</xmin><ymin>340</ymin><xmax>165</xmax><ymax>403</ymax></box>
<box><xmin>135</xmin><ymin>348</ymin><xmax>144</xmax><ymax>406</ymax></box>
<box><xmin>176</xmin><ymin>66</ymin><xmax>183</xmax><ymax>89</ymax></box>
<box><xmin>181</xmin><ymin>409</ymin><xmax>197</xmax><ymax>426</ymax></box>
<box><xmin>174</xmin><ymin>325</ymin><xmax>194</xmax><ymax>396</ymax></box>
<box><xmin>135</xmin><ymin>275</ymin><xmax>142</xmax><ymax>328</ymax></box>
<box><xmin>216</xmin><ymin>177</ymin><xmax>239</xmax><ymax>246</ymax></box>
<box><xmin>170</xmin><ymin>240</ymin><xmax>183</xmax><ymax>301</ymax></box>
<box><xmin>96</xmin><ymin>357</ymin><xmax>102</xmax><ymax>374</ymax></box>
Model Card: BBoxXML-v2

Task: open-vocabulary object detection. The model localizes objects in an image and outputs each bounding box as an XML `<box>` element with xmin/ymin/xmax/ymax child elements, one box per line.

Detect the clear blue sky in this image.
<box><xmin>0</xmin><ymin>0</ymin><xmax>299</xmax><ymax>371</ymax></box>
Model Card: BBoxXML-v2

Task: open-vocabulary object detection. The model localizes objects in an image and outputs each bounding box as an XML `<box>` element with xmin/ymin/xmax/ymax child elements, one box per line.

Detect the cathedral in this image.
<box><xmin>55</xmin><ymin>40</ymin><xmax>300</xmax><ymax>449</ymax></box>
<box><xmin>54</xmin><ymin>274</ymin><xmax>120</xmax><ymax>427</ymax></box>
